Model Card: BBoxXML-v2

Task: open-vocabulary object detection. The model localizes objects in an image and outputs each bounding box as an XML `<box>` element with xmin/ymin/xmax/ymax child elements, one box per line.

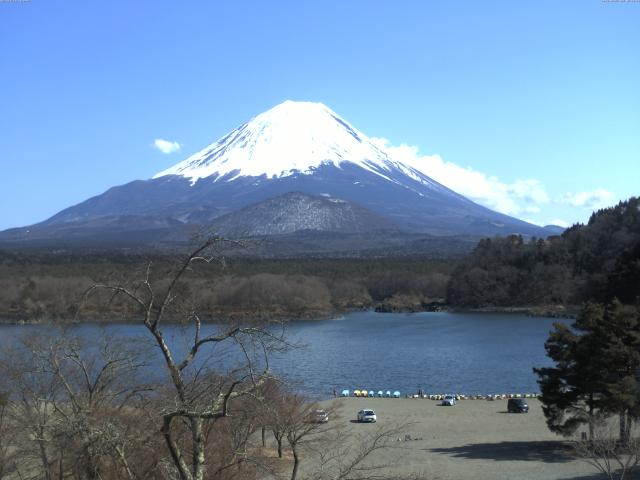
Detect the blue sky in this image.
<box><xmin>1</xmin><ymin>0</ymin><xmax>638</xmax><ymax>230</ymax></box>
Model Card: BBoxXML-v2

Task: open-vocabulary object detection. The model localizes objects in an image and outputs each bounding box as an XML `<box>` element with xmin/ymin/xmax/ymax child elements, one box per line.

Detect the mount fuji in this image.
<box><xmin>0</xmin><ymin>100</ymin><xmax>557</xmax><ymax>254</ymax></box>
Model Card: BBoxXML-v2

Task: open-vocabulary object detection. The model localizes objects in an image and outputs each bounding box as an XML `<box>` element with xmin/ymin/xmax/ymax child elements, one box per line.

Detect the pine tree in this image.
<box><xmin>597</xmin><ymin>300</ymin><xmax>640</xmax><ymax>442</ymax></box>
<box><xmin>536</xmin><ymin>301</ymin><xmax>640</xmax><ymax>441</ymax></box>
<box><xmin>535</xmin><ymin>303</ymin><xmax>610</xmax><ymax>438</ymax></box>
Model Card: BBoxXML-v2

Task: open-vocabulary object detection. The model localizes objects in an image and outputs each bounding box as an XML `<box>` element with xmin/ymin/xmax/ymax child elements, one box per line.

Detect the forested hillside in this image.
<box><xmin>447</xmin><ymin>197</ymin><xmax>640</xmax><ymax>308</ymax></box>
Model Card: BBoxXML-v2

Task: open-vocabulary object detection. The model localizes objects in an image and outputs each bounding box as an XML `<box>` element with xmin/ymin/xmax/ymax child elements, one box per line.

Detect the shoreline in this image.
<box><xmin>374</xmin><ymin>302</ymin><xmax>578</xmax><ymax>319</ymax></box>
<box><xmin>451</xmin><ymin>304</ymin><xmax>579</xmax><ymax>319</ymax></box>
<box><xmin>0</xmin><ymin>303</ymin><xmax>577</xmax><ymax>325</ymax></box>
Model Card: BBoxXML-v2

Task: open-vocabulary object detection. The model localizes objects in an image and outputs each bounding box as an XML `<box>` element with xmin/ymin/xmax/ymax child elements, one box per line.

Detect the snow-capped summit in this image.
<box><xmin>153</xmin><ymin>100</ymin><xmax>430</xmax><ymax>188</ymax></box>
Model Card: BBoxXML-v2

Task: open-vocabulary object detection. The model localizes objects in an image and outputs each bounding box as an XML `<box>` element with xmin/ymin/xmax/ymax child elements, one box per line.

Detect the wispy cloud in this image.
<box><xmin>153</xmin><ymin>138</ymin><xmax>181</xmax><ymax>154</ymax></box>
<box><xmin>523</xmin><ymin>205</ymin><xmax>541</xmax><ymax>214</ymax></box>
<box><xmin>562</xmin><ymin>188</ymin><xmax>615</xmax><ymax>209</ymax></box>
<box><xmin>371</xmin><ymin>137</ymin><xmax>550</xmax><ymax>217</ymax></box>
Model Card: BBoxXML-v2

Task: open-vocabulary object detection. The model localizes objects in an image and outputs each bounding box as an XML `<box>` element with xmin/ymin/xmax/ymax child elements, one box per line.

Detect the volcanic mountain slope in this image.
<box><xmin>0</xmin><ymin>100</ymin><xmax>554</xmax><ymax>251</ymax></box>
<box><xmin>209</xmin><ymin>192</ymin><xmax>398</xmax><ymax>236</ymax></box>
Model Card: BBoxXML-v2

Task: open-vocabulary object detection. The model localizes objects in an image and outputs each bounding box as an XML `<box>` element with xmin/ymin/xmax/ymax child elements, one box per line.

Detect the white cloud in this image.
<box><xmin>153</xmin><ymin>138</ymin><xmax>181</xmax><ymax>154</ymax></box>
<box><xmin>523</xmin><ymin>205</ymin><xmax>541</xmax><ymax>214</ymax></box>
<box><xmin>562</xmin><ymin>188</ymin><xmax>616</xmax><ymax>209</ymax></box>
<box><xmin>370</xmin><ymin>137</ymin><xmax>550</xmax><ymax>216</ymax></box>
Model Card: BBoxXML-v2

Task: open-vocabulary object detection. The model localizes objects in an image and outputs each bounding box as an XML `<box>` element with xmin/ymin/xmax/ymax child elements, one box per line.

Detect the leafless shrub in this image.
<box><xmin>212</xmin><ymin>273</ymin><xmax>332</xmax><ymax>312</ymax></box>
<box><xmin>0</xmin><ymin>390</ymin><xmax>18</xmax><ymax>480</ymax></box>
<box><xmin>574</xmin><ymin>417</ymin><xmax>640</xmax><ymax>480</ymax></box>
<box><xmin>0</xmin><ymin>331</ymin><xmax>161</xmax><ymax>480</ymax></box>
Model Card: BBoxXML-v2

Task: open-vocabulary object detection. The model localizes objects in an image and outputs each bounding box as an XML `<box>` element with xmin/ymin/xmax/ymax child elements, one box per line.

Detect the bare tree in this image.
<box><xmin>260</xmin><ymin>381</ymin><xmax>290</xmax><ymax>459</ymax></box>
<box><xmin>0</xmin><ymin>330</ymin><xmax>160</xmax><ymax>480</ymax></box>
<box><xmin>281</xmin><ymin>395</ymin><xmax>336</xmax><ymax>480</ymax></box>
<box><xmin>574</xmin><ymin>417</ymin><xmax>640</xmax><ymax>480</ymax></box>
<box><xmin>46</xmin><ymin>334</ymin><xmax>153</xmax><ymax>479</ymax></box>
<box><xmin>201</xmin><ymin>405</ymin><xmax>265</xmax><ymax>479</ymax></box>
<box><xmin>0</xmin><ymin>334</ymin><xmax>61</xmax><ymax>480</ymax></box>
<box><xmin>79</xmin><ymin>236</ymin><xmax>285</xmax><ymax>480</ymax></box>
<box><xmin>0</xmin><ymin>390</ymin><xmax>17</xmax><ymax>480</ymax></box>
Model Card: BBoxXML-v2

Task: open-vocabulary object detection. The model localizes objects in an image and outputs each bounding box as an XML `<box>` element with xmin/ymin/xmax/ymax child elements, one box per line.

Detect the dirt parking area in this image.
<box><xmin>313</xmin><ymin>397</ymin><xmax>604</xmax><ymax>480</ymax></box>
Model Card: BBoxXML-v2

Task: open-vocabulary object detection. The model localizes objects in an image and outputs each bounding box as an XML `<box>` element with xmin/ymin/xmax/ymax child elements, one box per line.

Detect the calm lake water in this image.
<box><xmin>0</xmin><ymin>311</ymin><xmax>567</xmax><ymax>399</ymax></box>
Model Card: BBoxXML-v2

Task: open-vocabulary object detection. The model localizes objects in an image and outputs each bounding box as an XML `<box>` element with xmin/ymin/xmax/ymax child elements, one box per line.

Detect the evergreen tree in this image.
<box><xmin>598</xmin><ymin>301</ymin><xmax>640</xmax><ymax>442</ymax></box>
<box><xmin>535</xmin><ymin>301</ymin><xmax>640</xmax><ymax>440</ymax></box>
<box><xmin>534</xmin><ymin>304</ymin><xmax>607</xmax><ymax>438</ymax></box>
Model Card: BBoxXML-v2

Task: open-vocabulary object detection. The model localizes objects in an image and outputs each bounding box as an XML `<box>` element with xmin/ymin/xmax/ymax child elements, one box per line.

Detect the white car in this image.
<box><xmin>312</xmin><ymin>409</ymin><xmax>329</xmax><ymax>423</ymax></box>
<box><xmin>441</xmin><ymin>394</ymin><xmax>457</xmax><ymax>406</ymax></box>
<box><xmin>357</xmin><ymin>409</ymin><xmax>377</xmax><ymax>422</ymax></box>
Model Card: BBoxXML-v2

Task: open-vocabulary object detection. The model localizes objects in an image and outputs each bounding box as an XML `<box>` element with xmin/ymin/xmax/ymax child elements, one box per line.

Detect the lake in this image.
<box><xmin>0</xmin><ymin>311</ymin><xmax>567</xmax><ymax>399</ymax></box>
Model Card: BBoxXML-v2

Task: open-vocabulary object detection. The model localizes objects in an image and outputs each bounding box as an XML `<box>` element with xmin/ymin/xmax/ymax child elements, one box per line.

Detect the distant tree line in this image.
<box><xmin>0</xmin><ymin>255</ymin><xmax>454</xmax><ymax>323</ymax></box>
<box><xmin>447</xmin><ymin>197</ymin><xmax>640</xmax><ymax>308</ymax></box>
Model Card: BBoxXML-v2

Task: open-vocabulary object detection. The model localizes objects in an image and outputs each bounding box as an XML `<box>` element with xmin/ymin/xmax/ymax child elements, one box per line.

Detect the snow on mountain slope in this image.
<box><xmin>209</xmin><ymin>191</ymin><xmax>398</xmax><ymax>236</ymax></box>
<box><xmin>153</xmin><ymin>100</ymin><xmax>450</xmax><ymax>196</ymax></box>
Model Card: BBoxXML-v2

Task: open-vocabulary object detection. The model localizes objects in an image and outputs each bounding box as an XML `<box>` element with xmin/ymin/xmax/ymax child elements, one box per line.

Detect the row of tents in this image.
<box><xmin>341</xmin><ymin>389</ymin><xmax>401</xmax><ymax>398</ymax></box>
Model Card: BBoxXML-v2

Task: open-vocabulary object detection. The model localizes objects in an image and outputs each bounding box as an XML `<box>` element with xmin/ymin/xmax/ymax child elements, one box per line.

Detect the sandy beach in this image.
<box><xmin>310</xmin><ymin>397</ymin><xmax>602</xmax><ymax>480</ymax></box>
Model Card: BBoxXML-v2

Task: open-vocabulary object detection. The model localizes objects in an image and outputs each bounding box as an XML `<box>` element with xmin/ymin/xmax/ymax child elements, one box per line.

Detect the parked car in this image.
<box><xmin>508</xmin><ymin>398</ymin><xmax>529</xmax><ymax>413</ymax></box>
<box><xmin>357</xmin><ymin>409</ymin><xmax>377</xmax><ymax>422</ymax></box>
<box><xmin>441</xmin><ymin>394</ymin><xmax>457</xmax><ymax>406</ymax></box>
<box><xmin>311</xmin><ymin>409</ymin><xmax>329</xmax><ymax>423</ymax></box>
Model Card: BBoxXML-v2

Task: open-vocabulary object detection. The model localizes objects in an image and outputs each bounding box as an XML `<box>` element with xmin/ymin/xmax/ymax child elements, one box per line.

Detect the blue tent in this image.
<box><xmin>377</xmin><ymin>390</ymin><xmax>384</xmax><ymax>397</ymax></box>
<box><xmin>341</xmin><ymin>389</ymin><xmax>350</xmax><ymax>397</ymax></box>
<box><xmin>368</xmin><ymin>390</ymin><xmax>375</xmax><ymax>397</ymax></box>
<box><xmin>385</xmin><ymin>390</ymin><xmax>392</xmax><ymax>397</ymax></box>
<box><xmin>393</xmin><ymin>390</ymin><xmax>401</xmax><ymax>398</ymax></box>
